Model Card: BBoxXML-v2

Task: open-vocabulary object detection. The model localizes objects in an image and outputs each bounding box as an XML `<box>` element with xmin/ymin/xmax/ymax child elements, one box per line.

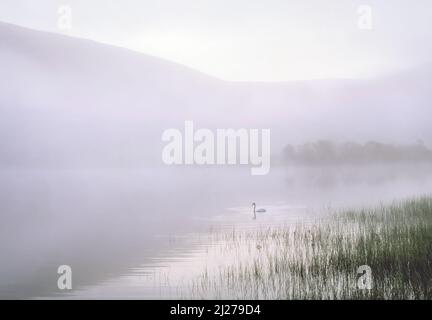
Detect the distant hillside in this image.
<box><xmin>1</xmin><ymin>22</ymin><xmax>432</xmax><ymax>169</ymax></box>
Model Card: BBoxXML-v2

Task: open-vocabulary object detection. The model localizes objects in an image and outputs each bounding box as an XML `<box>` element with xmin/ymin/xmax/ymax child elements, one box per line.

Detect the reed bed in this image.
<box><xmin>187</xmin><ymin>197</ymin><xmax>432</xmax><ymax>299</ymax></box>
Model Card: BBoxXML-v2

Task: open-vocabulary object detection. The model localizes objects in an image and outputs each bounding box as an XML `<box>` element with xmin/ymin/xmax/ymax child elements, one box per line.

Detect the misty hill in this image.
<box><xmin>1</xmin><ymin>22</ymin><xmax>432</xmax><ymax>168</ymax></box>
<box><xmin>282</xmin><ymin>140</ymin><xmax>432</xmax><ymax>165</ymax></box>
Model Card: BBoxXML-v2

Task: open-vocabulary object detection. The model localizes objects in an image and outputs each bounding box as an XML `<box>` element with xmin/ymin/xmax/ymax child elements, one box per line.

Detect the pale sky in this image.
<box><xmin>1</xmin><ymin>0</ymin><xmax>431</xmax><ymax>81</ymax></box>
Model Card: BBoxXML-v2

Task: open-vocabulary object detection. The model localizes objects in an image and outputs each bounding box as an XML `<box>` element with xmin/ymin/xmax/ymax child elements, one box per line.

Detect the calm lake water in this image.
<box><xmin>1</xmin><ymin>164</ymin><xmax>431</xmax><ymax>299</ymax></box>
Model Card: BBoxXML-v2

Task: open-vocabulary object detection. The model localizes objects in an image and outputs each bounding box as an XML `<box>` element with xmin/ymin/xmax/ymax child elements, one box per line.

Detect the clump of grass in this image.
<box><xmin>188</xmin><ymin>196</ymin><xmax>432</xmax><ymax>299</ymax></box>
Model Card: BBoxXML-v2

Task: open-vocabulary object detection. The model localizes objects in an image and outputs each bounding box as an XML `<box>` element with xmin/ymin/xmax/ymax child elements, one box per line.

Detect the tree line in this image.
<box><xmin>282</xmin><ymin>140</ymin><xmax>432</xmax><ymax>165</ymax></box>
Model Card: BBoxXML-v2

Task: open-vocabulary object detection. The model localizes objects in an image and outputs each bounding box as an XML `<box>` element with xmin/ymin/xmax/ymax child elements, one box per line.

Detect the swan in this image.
<box><xmin>252</xmin><ymin>202</ymin><xmax>266</xmax><ymax>219</ymax></box>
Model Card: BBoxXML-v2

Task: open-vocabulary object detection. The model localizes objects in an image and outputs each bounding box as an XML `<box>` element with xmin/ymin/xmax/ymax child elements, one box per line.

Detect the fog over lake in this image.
<box><xmin>1</xmin><ymin>164</ymin><xmax>431</xmax><ymax>298</ymax></box>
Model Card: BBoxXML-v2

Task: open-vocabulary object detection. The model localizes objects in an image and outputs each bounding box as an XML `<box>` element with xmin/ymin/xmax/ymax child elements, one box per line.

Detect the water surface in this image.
<box><xmin>1</xmin><ymin>164</ymin><xmax>432</xmax><ymax>298</ymax></box>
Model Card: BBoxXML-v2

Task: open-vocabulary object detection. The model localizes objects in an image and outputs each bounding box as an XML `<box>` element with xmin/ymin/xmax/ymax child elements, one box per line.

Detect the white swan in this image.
<box><xmin>252</xmin><ymin>202</ymin><xmax>266</xmax><ymax>219</ymax></box>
